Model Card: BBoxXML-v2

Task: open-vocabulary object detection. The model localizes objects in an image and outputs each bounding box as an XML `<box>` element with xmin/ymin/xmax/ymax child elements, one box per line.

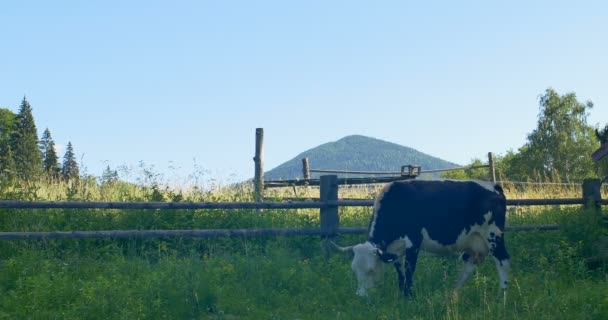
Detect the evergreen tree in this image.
<box><xmin>0</xmin><ymin>108</ymin><xmax>17</xmax><ymax>176</ymax></box>
<box><xmin>39</xmin><ymin>128</ymin><xmax>61</xmax><ymax>179</ymax></box>
<box><xmin>10</xmin><ymin>97</ymin><xmax>43</xmax><ymax>179</ymax></box>
<box><xmin>101</xmin><ymin>165</ymin><xmax>119</xmax><ymax>184</ymax></box>
<box><xmin>61</xmin><ymin>142</ymin><xmax>80</xmax><ymax>180</ymax></box>
<box><xmin>0</xmin><ymin>144</ymin><xmax>17</xmax><ymax>181</ymax></box>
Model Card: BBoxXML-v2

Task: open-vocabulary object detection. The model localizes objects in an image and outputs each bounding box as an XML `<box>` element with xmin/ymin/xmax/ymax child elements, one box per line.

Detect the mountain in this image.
<box><xmin>265</xmin><ymin>135</ymin><xmax>460</xmax><ymax>180</ymax></box>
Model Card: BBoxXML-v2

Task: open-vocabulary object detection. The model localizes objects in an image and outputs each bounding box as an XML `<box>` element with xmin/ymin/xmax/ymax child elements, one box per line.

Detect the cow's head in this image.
<box><xmin>330</xmin><ymin>241</ymin><xmax>385</xmax><ymax>296</ymax></box>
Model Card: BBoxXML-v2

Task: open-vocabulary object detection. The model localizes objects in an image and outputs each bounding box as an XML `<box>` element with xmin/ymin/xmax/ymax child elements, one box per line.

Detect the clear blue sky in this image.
<box><xmin>1</xmin><ymin>1</ymin><xmax>607</xmax><ymax>186</ymax></box>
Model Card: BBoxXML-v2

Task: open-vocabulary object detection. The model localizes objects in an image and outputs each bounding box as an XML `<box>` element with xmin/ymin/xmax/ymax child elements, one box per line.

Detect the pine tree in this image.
<box><xmin>101</xmin><ymin>165</ymin><xmax>119</xmax><ymax>184</ymax></box>
<box><xmin>0</xmin><ymin>108</ymin><xmax>17</xmax><ymax>176</ymax></box>
<box><xmin>0</xmin><ymin>143</ymin><xmax>17</xmax><ymax>181</ymax></box>
<box><xmin>10</xmin><ymin>97</ymin><xmax>43</xmax><ymax>179</ymax></box>
<box><xmin>39</xmin><ymin>128</ymin><xmax>61</xmax><ymax>179</ymax></box>
<box><xmin>61</xmin><ymin>141</ymin><xmax>80</xmax><ymax>180</ymax></box>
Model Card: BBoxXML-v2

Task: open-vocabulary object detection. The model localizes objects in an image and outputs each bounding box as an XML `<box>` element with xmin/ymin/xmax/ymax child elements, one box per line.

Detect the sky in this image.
<box><xmin>1</xmin><ymin>1</ymin><xmax>607</xmax><ymax>186</ymax></box>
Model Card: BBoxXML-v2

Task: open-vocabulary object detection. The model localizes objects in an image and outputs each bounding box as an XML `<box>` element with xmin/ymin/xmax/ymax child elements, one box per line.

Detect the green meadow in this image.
<box><xmin>0</xmin><ymin>180</ymin><xmax>607</xmax><ymax>319</ymax></box>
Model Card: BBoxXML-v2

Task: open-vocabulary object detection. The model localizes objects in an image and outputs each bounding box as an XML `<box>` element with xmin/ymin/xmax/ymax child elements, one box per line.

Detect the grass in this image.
<box><xmin>0</xmin><ymin>178</ymin><xmax>607</xmax><ymax>319</ymax></box>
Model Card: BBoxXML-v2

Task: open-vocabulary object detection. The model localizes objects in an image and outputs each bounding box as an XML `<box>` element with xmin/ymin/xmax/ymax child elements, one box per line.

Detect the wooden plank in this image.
<box><xmin>331</xmin><ymin>225</ymin><xmax>561</xmax><ymax>234</ymax></box>
<box><xmin>0</xmin><ymin>228</ymin><xmax>330</xmax><ymax>239</ymax></box>
<box><xmin>302</xmin><ymin>158</ymin><xmax>310</xmax><ymax>180</ymax></box>
<box><xmin>320</xmin><ymin>175</ymin><xmax>339</xmax><ymax>236</ymax></box>
<box><xmin>254</xmin><ymin>128</ymin><xmax>264</xmax><ymax>202</ymax></box>
<box><xmin>264</xmin><ymin>175</ymin><xmax>417</xmax><ymax>188</ymax></box>
<box><xmin>488</xmin><ymin>152</ymin><xmax>496</xmax><ymax>182</ymax></box>
<box><xmin>583</xmin><ymin>178</ymin><xmax>602</xmax><ymax>212</ymax></box>
<box><xmin>310</xmin><ymin>169</ymin><xmax>402</xmax><ymax>175</ymax></box>
<box><xmin>506</xmin><ymin>224</ymin><xmax>560</xmax><ymax>231</ymax></box>
<box><xmin>505</xmin><ymin>198</ymin><xmax>585</xmax><ymax>206</ymax></box>
<box><xmin>0</xmin><ymin>197</ymin><xmax>599</xmax><ymax>210</ymax></box>
<box><xmin>0</xmin><ymin>224</ymin><xmax>560</xmax><ymax>240</ymax></box>
<box><xmin>333</xmin><ymin>198</ymin><xmax>589</xmax><ymax>207</ymax></box>
<box><xmin>0</xmin><ymin>200</ymin><xmax>325</xmax><ymax>210</ymax></box>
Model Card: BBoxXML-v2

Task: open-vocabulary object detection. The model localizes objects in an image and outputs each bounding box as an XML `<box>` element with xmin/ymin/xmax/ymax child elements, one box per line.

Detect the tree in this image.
<box><xmin>441</xmin><ymin>158</ymin><xmax>490</xmax><ymax>180</ymax></box>
<box><xmin>39</xmin><ymin>128</ymin><xmax>61</xmax><ymax>179</ymax></box>
<box><xmin>101</xmin><ymin>165</ymin><xmax>119</xmax><ymax>184</ymax></box>
<box><xmin>0</xmin><ymin>144</ymin><xmax>17</xmax><ymax>181</ymax></box>
<box><xmin>0</xmin><ymin>108</ymin><xmax>17</xmax><ymax>176</ymax></box>
<box><xmin>0</xmin><ymin>108</ymin><xmax>16</xmax><ymax>143</ymax></box>
<box><xmin>503</xmin><ymin>88</ymin><xmax>598</xmax><ymax>182</ymax></box>
<box><xmin>61</xmin><ymin>142</ymin><xmax>80</xmax><ymax>180</ymax></box>
<box><xmin>10</xmin><ymin>97</ymin><xmax>43</xmax><ymax>179</ymax></box>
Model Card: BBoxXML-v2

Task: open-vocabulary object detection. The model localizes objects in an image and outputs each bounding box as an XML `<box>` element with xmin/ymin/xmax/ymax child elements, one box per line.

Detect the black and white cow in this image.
<box><xmin>332</xmin><ymin>179</ymin><xmax>510</xmax><ymax>296</ymax></box>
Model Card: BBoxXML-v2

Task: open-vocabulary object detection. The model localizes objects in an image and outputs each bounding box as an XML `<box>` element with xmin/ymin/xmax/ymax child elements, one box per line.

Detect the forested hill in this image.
<box><xmin>265</xmin><ymin>135</ymin><xmax>460</xmax><ymax>180</ymax></box>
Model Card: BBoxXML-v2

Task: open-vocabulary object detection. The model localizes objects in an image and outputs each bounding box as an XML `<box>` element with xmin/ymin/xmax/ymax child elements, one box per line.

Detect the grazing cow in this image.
<box><xmin>332</xmin><ymin>179</ymin><xmax>510</xmax><ymax>297</ymax></box>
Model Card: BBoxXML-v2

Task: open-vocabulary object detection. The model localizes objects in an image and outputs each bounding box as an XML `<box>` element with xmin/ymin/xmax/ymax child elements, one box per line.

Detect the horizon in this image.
<box><xmin>2</xmin><ymin>1</ymin><xmax>607</xmax><ymax>186</ymax></box>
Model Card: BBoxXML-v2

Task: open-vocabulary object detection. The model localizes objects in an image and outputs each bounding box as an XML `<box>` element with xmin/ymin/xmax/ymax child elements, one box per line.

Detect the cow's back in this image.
<box><xmin>368</xmin><ymin>180</ymin><xmax>506</xmax><ymax>250</ymax></box>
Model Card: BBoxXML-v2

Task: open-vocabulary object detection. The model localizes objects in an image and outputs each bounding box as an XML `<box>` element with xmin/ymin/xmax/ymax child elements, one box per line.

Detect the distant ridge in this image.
<box><xmin>265</xmin><ymin>135</ymin><xmax>460</xmax><ymax>180</ymax></box>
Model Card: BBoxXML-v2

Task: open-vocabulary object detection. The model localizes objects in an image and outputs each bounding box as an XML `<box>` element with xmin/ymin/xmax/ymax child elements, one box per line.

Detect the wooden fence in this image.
<box><xmin>253</xmin><ymin>128</ymin><xmax>498</xmax><ymax>194</ymax></box>
<box><xmin>0</xmin><ymin>175</ymin><xmax>605</xmax><ymax>240</ymax></box>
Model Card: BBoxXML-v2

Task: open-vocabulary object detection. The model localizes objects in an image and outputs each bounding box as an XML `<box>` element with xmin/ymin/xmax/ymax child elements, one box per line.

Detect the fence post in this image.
<box><xmin>488</xmin><ymin>152</ymin><xmax>496</xmax><ymax>183</ymax></box>
<box><xmin>582</xmin><ymin>178</ymin><xmax>602</xmax><ymax>213</ymax></box>
<box><xmin>302</xmin><ymin>158</ymin><xmax>310</xmax><ymax>181</ymax></box>
<box><xmin>320</xmin><ymin>175</ymin><xmax>339</xmax><ymax>235</ymax></box>
<box><xmin>254</xmin><ymin>128</ymin><xmax>264</xmax><ymax>202</ymax></box>
<box><xmin>320</xmin><ymin>175</ymin><xmax>339</xmax><ymax>258</ymax></box>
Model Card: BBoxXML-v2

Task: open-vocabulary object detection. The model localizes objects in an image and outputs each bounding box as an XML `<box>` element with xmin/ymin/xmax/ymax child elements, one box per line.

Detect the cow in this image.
<box><xmin>331</xmin><ymin>179</ymin><xmax>510</xmax><ymax>297</ymax></box>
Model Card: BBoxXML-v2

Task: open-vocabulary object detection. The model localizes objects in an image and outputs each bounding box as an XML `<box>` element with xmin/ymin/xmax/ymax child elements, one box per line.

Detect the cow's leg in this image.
<box><xmin>393</xmin><ymin>255</ymin><xmax>406</xmax><ymax>292</ymax></box>
<box><xmin>455</xmin><ymin>252</ymin><xmax>479</xmax><ymax>288</ymax></box>
<box><xmin>490</xmin><ymin>235</ymin><xmax>510</xmax><ymax>290</ymax></box>
<box><xmin>403</xmin><ymin>246</ymin><xmax>420</xmax><ymax>296</ymax></box>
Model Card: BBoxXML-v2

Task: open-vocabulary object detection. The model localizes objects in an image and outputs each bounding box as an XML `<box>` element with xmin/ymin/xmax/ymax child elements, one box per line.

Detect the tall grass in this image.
<box><xmin>0</xmin><ymin>177</ymin><xmax>607</xmax><ymax>319</ymax></box>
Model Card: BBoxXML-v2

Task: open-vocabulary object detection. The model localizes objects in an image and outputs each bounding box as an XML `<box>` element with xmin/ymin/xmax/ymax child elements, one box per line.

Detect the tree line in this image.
<box><xmin>2</xmin><ymin>88</ymin><xmax>606</xmax><ymax>186</ymax></box>
<box><xmin>443</xmin><ymin>88</ymin><xmax>608</xmax><ymax>182</ymax></box>
<box><xmin>0</xmin><ymin>97</ymin><xmax>80</xmax><ymax>182</ymax></box>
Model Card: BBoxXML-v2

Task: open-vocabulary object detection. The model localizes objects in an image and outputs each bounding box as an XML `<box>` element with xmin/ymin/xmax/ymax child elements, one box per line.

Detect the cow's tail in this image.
<box><xmin>328</xmin><ymin>240</ymin><xmax>355</xmax><ymax>253</ymax></box>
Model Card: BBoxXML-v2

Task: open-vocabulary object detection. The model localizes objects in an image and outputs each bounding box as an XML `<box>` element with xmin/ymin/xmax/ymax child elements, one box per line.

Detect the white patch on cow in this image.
<box><xmin>421</xmin><ymin>228</ymin><xmax>456</xmax><ymax>255</ymax></box>
<box><xmin>495</xmin><ymin>258</ymin><xmax>510</xmax><ymax>289</ymax></box>
<box><xmin>420</xmin><ymin>212</ymin><xmax>500</xmax><ymax>259</ymax></box>
<box><xmin>455</xmin><ymin>260</ymin><xmax>477</xmax><ymax>289</ymax></box>
<box><xmin>386</xmin><ymin>236</ymin><xmax>413</xmax><ymax>256</ymax></box>
<box><xmin>368</xmin><ymin>183</ymin><xmax>392</xmax><ymax>238</ymax></box>
<box><xmin>351</xmin><ymin>241</ymin><xmax>384</xmax><ymax>296</ymax></box>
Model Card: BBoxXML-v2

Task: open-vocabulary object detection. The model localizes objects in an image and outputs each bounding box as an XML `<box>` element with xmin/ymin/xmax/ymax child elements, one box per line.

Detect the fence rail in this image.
<box><xmin>0</xmin><ymin>225</ymin><xmax>561</xmax><ymax>240</ymax></box>
<box><xmin>0</xmin><ymin>200</ymin><xmax>325</xmax><ymax>210</ymax></box>
<box><xmin>0</xmin><ymin>175</ymin><xmax>604</xmax><ymax>241</ymax></box>
<box><xmin>1</xmin><ymin>198</ymin><xmax>604</xmax><ymax>210</ymax></box>
<box><xmin>263</xmin><ymin>153</ymin><xmax>496</xmax><ymax>191</ymax></box>
<box><xmin>264</xmin><ymin>175</ymin><xmax>418</xmax><ymax>188</ymax></box>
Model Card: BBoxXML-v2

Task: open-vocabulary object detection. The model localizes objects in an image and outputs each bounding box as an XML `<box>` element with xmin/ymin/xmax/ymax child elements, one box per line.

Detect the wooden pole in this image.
<box><xmin>319</xmin><ymin>175</ymin><xmax>339</xmax><ymax>235</ymax></box>
<box><xmin>488</xmin><ymin>152</ymin><xmax>496</xmax><ymax>183</ymax></box>
<box><xmin>320</xmin><ymin>175</ymin><xmax>339</xmax><ymax>257</ymax></box>
<box><xmin>254</xmin><ymin>128</ymin><xmax>264</xmax><ymax>202</ymax></box>
<box><xmin>0</xmin><ymin>224</ymin><xmax>560</xmax><ymax>240</ymax></box>
<box><xmin>302</xmin><ymin>158</ymin><xmax>310</xmax><ymax>181</ymax></box>
<box><xmin>582</xmin><ymin>178</ymin><xmax>602</xmax><ymax>213</ymax></box>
